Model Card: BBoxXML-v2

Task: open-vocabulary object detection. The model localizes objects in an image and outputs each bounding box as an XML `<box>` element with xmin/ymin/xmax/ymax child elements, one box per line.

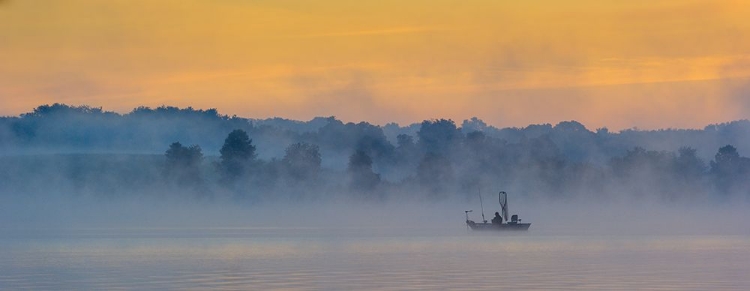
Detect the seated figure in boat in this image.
<box><xmin>509</xmin><ymin>215</ymin><xmax>519</xmax><ymax>224</ymax></box>
<box><xmin>491</xmin><ymin>212</ymin><xmax>502</xmax><ymax>225</ymax></box>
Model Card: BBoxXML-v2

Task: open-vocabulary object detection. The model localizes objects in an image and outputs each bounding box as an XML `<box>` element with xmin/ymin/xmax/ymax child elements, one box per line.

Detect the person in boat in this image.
<box><xmin>491</xmin><ymin>212</ymin><xmax>502</xmax><ymax>225</ymax></box>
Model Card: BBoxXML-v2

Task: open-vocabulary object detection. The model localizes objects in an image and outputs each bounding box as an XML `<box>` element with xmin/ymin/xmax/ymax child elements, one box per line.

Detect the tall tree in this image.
<box><xmin>219</xmin><ymin>129</ymin><xmax>256</xmax><ymax>181</ymax></box>
<box><xmin>164</xmin><ymin>142</ymin><xmax>204</xmax><ymax>185</ymax></box>
<box><xmin>710</xmin><ymin>145</ymin><xmax>750</xmax><ymax>194</ymax></box>
<box><xmin>675</xmin><ymin>147</ymin><xmax>706</xmax><ymax>179</ymax></box>
<box><xmin>347</xmin><ymin>150</ymin><xmax>380</xmax><ymax>193</ymax></box>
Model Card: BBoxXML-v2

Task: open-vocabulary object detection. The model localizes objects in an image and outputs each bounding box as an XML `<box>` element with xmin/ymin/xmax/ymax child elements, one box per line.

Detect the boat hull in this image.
<box><xmin>466</xmin><ymin>221</ymin><xmax>531</xmax><ymax>231</ymax></box>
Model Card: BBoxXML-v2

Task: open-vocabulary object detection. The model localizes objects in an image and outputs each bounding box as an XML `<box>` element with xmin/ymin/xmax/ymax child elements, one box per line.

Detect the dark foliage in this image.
<box><xmin>710</xmin><ymin>145</ymin><xmax>750</xmax><ymax>195</ymax></box>
<box><xmin>347</xmin><ymin>150</ymin><xmax>381</xmax><ymax>195</ymax></box>
<box><xmin>164</xmin><ymin>142</ymin><xmax>203</xmax><ymax>184</ymax></box>
<box><xmin>417</xmin><ymin>119</ymin><xmax>463</xmax><ymax>155</ymax></box>
<box><xmin>219</xmin><ymin>129</ymin><xmax>256</xmax><ymax>181</ymax></box>
<box><xmin>282</xmin><ymin>142</ymin><xmax>322</xmax><ymax>182</ymax></box>
<box><xmin>3</xmin><ymin>103</ymin><xmax>750</xmax><ymax>202</ymax></box>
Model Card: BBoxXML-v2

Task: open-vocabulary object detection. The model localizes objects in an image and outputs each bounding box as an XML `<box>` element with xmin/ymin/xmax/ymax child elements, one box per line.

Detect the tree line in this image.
<box><xmin>162</xmin><ymin>121</ymin><xmax>750</xmax><ymax>202</ymax></box>
<box><xmin>2</xmin><ymin>104</ymin><xmax>750</xmax><ymax>202</ymax></box>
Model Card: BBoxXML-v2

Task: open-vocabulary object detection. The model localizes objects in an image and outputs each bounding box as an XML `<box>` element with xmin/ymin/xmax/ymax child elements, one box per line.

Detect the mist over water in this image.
<box><xmin>2</xmin><ymin>192</ymin><xmax>749</xmax><ymax>235</ymax></box>
<box><xmin>2</xmin><ymin>197</ymin><xmax>750</xmax><ymax>290</ymax></box>
<box><xmin>3</xmin><ymin>186</ymin><xmax>750</xmax><ymax>290</ymax></box>
<box><xmin>2</xmin><ymin>104</ymin><xmax>750</xmax><ymax>289</ymax></box>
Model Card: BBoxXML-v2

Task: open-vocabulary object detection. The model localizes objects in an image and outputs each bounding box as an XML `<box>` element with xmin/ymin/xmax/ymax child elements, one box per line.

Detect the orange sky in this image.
<box><xmin>2</xmin><ymin>0</ymin><xmax>750</xmax><ymax>130</ymax></box>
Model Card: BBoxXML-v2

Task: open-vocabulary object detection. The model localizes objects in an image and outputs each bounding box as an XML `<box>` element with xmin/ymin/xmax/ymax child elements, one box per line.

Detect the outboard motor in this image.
<box><xmin>511</xmin><ymin>215</ymin><xmax>519</xmax><ymax>224</ymax></box>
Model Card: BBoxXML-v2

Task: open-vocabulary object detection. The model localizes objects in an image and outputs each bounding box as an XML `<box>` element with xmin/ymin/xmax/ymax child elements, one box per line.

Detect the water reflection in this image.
<box><xmin>1</xmin><ymin>228</ymin><xmax>749</xmax><ymax>290</ymax></box>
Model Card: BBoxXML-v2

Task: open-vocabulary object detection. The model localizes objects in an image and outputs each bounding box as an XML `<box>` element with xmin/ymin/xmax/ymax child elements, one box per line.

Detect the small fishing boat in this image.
<box><xmin>465</xmin><ymin>191</ymin><xmax>531</xmax><ymax>231</ymax></box>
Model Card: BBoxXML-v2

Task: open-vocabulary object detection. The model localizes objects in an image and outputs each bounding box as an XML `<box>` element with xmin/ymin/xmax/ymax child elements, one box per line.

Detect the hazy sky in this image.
<box><xmin>2</xmin><ymin>0</ymin><xmax>750</xmax><ymax>130</ymax></box>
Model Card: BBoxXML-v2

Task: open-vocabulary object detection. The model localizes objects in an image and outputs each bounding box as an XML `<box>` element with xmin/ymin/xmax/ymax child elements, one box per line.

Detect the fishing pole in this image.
<box><xmin>479</xmin><ymin>188</ymin><xmax>486</xmax><ymax>223</ymax></box>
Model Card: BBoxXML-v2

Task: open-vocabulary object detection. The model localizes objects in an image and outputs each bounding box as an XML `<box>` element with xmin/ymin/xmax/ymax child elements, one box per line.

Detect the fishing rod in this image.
<box><xmin>479</xmin><ymin>187</ymin><xmax>486</xmax><ymax>223</ymax></box>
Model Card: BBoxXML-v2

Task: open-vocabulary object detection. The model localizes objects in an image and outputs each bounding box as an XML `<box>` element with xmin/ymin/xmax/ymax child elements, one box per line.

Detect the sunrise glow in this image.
<box><xmin>2</xmin><ymin>0</ymin><xmax>750</xmax><ymax>129</ymax></box>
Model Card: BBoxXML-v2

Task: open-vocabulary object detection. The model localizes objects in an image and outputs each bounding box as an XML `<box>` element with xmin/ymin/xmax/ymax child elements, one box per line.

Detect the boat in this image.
<box><xmin>465</xmin><ymin>191</ymin><xmax>531</xmax><ymax>231</ymax></box>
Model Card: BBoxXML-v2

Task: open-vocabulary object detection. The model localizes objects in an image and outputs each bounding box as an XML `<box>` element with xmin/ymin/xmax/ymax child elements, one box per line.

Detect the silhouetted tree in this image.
<box><xmin>675</xmin><ymin>147</ymin><xmax>706</xmax><ymax>179</ymax></box>
<box><xmin>25</xmin><ymin>103</ymin><xmax>107</xmax><ymax>117</ymax></box>
<box><xmin>164</xmin><ymin>142</ymin><xmax>203</xmax><ymax>185</ymax></box>
<box><xmin>283</xmin><ymin>142</ymin><xmax>322</xmax><ymax>181</ymax></box>
<box><xmin>609</xmin><ymin>146</ymin><xmax>692</xmax><ymax>199</ymax></box>
<box><xmin>611</xmin><ymin>147</ymin><xmax>673</xmax><ymax>177</ymax></box>
<box><xmin>219</xmin><ymin>129</ymin><xmax>256</xmax><ymax>181</ymax></box>
<box><xmin>711</xmin><ymin>145</ymin><xmax>741</xmax><ymax>173</ymax></box>
<box><xmin>11</xmin><ymin>102</ymin><xmax>750</xmax><ymax>202</ymax></box>
<box><xmin>417</xmin><ymin>119</ymin><xmax>463</xmax><ymax>155</ymax></box>
<box><xmin>710</xmin><ymin>145</ymin><xmax>750</xmax><ymax>194</ymax></box>
<box><xmin>348</xmin><ymin>150</ymin><xmax>381</xmax><ymax>194</ymax></box>
<box><xmin>315</xmin><ymin>118</ymin><xmax>394</xmax><ymax>161</ymax></box>
<box><xmin>550</xmin><ymin>121</ymin><xmax>598</xmax><ymax>163</ymax></box>
<box><xmin>461</xmin><ymin>117</ymin><xmax>489</xmax><ymax>133</ymax></box>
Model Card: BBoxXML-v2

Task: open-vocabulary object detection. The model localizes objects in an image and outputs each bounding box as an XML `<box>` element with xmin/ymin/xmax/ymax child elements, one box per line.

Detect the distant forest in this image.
<box><xmin>2</xmin><ymin>103</ymin><xmax>750</xmax><ymax>202</ymax></box>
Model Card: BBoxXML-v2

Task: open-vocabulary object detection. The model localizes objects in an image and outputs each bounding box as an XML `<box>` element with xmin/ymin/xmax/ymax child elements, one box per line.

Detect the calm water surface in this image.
<box><xmin>1</xmin><ymin>227</ymin><xmax>749</xmax><ymax>290</ymax></box>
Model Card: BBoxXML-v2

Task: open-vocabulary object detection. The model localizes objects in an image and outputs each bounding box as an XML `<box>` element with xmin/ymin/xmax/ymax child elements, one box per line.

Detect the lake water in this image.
<box><xmin>1</xmin><ymin>227</ymin><xmax>749</xmax><ymax>290</ymax></box>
